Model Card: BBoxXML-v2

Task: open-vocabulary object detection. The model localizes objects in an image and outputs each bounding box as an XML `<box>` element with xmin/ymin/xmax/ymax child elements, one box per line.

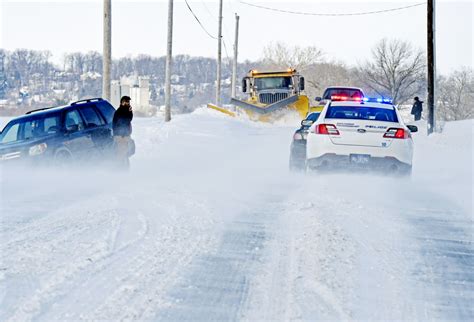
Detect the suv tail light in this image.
<box><xmin>315</xmin><ymin>124</ymin><xmax>340</xmax><ymax>135</ymax></box>
<box><xmin>383</xmin><ymin>128</ymin><xmax>410</xmax><ymax>139</ymax></box>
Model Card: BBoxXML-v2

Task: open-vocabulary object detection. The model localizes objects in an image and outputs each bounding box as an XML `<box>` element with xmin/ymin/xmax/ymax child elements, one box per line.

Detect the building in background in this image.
<box><xmin>111</xmin><ymin>76</ymin><xmax>155</xmax><ymax>115</ymax></box>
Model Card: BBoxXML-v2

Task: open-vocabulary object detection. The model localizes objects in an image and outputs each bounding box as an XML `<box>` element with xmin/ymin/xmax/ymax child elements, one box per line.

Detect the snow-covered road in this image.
<box><xmin>0</xmin><ymin>110</ymin><xmax>472</xmax><ymax>321</ymax></box>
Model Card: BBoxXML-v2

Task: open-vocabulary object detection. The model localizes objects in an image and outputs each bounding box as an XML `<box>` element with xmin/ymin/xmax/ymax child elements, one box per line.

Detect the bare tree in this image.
<box><xmin>7</xmin><ymin>49</ymin><xmax>54</xmax><ymax>88</ymax></box>
<box><xmin>0</xmin><ymin>50</ymin><xmax>8</xmax><ymax>99</ymax></box>
<box><xmin>262</xmin><ymin>41</ymin><xmax>324</xmax><ymax>70</ymax></box>
<box><xmin>305</xmin><ymin>62</ymin><xmax>359</xmax><ymax>92</ymax></box>
<box><xmin>437</xmin><ymin>67</ymin><xmax>474</xmax><ymax>121</ymax></box>
<box><xmin>356</xmin><ymin>38</ymin><xmax>425</xmax><ymax>104</ymax></box>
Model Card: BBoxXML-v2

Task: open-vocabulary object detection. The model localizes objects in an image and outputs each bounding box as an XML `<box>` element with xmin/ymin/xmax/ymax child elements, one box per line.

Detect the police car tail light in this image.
<box><xmin>315</xmin><ymin>124</ymin><xmax>339</xmax><ymax>135</ymax></box>
<box><xmin>383</xmin><ymin>128</ymin><xmax>408</xmax><ymax>139</ymax></box>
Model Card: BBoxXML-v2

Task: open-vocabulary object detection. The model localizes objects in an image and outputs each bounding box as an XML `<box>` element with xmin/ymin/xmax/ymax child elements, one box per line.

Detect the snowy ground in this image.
<box><xmin>0</xmin><ymin>110</ymin><xmax>472</xmax><ymax>321</ymax></box>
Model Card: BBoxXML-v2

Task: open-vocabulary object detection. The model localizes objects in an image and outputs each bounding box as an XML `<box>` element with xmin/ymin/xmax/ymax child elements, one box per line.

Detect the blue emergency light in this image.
<box><xmin>364</xmin><ymin>97</ymin><xmax>393</xmax><ymax>104</ymax></box>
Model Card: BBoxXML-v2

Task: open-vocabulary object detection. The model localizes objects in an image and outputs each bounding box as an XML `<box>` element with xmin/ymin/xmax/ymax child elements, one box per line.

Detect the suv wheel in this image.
<box><xmin>54</xmin><ymin>149</ymin><xmax>72</xmax><ymax>164</ymax></box>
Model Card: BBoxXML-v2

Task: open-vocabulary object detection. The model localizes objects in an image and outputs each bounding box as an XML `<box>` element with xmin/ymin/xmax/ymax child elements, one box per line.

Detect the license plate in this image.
<box><xmin>350</xmin><ymin>154</ymin><xmax>370</xmax><ymax>164</ymax></box>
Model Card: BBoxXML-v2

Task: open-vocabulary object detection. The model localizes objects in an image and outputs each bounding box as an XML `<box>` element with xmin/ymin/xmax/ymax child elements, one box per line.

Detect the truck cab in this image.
<box><xmin>242</xmin><ymin>69</ymin><xmax>305</xmax><ymax>106</ymax></box>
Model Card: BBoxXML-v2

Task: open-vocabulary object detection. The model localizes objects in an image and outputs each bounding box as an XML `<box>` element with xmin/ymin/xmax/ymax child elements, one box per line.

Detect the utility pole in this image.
<box><xmin>102</xmin><ymin>0</ymin><xmax>111</xmax><ymax>101</ymax></box>
<box><xmin>231</xmin><ymin>14</ymin><xmax>240</xmax><ymax>99</ymax></box>
<box><xmin>427</xmin><ymin>0</ymin><xmax>436</xmax><ymax>134</ymax></box>
<box><xmin>216</xmin><ymin>0</ymin><xmax>223</xmax><ymax>106</ymax></box>
<box><xmin>165</xmin><ymin>0</ymin><xmax>173</xmax><ymax>122</ymax></box>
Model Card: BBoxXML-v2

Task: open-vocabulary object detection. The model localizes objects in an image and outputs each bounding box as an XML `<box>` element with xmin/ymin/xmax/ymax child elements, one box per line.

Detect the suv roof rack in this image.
<box><xmin>25</xmin><ymin>106</ymin><xmax>56</xmax><ymax>114</ymax></box>
<box><xmin>25</xmin><ymin>97</ymin><xmax>105</xmax><ymax>114</ymax></box>
<box><xmin>70</xmin><ymin>97</ymin><xmax>104</xmax><ymax>105</ymax></box>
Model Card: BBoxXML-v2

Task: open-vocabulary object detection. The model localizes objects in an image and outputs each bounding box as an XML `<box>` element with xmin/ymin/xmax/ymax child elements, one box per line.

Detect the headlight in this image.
<box><xmin>29</xmin><ymin>143</ymin><xmax>48</xmax><ymax>156</ymax></box>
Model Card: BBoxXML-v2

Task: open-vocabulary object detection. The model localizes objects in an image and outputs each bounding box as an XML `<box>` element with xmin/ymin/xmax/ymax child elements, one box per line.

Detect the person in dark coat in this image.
<box><xmin>112</xmin><ymin>96</ymin><xmax>133</xmax><ymax>168</ymax></box>
<box><xmin>411</xmin><ymin>96</ymin><xmax>423</xmax><ymax>121</ymax></box>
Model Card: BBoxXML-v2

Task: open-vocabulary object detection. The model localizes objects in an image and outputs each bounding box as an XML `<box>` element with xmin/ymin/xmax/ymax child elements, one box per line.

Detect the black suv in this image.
<box><xmin>0</xmin><ymin>98</ymin><xmax>116</xmax><ymax>164</ymax></box>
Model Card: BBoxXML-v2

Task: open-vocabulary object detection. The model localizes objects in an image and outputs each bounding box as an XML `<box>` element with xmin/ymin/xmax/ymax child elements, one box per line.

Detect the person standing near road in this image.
<box><xmin>411</xmin><ymin>96</ymin><xmax>423</xmax><ymax>121</ymax></box>
<box><xmin>112</xmin><ymin>95</ymin><xmax>133</xmax><ymax>168</ymax></box>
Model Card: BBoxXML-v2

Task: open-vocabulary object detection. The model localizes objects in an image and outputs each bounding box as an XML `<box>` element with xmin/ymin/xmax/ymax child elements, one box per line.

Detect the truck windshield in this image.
<box><xmin>255</xmin><ymin>77</ymin><xmax>292</xmax><ymax>90</ymax></box>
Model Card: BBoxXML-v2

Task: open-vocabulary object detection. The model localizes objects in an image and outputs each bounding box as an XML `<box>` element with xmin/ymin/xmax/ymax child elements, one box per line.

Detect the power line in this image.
<box><xmin>198</xmin><ymin>0</ymin><xmax>233</xmax><ymax>58</ymax></box>
<box><xmin>222</xmin><ymin>38</ymin><xmax>230</xmax><ymax>60</ymax></box>
<box><xmin>199</xmin><ymin>0</ymin><xmax>216</xmax><ymax>21</ymax></box>
<box><xmin>184</xmin><ymin>0</ymin><xmax>217</xmax><ymax>39</ymax></box>
<box><xmin>238</xmin><ymin>1</ymin><xmax>426</xmax><ymax>17</ymax></box>
<box><xmin>183</xmin><ymin>0</ymin><xmax>230</xmax><ymax>62</ymax></box>
<box><xmin>227</xmin><ymin>0</ymin><xmax>236</xmax><ymax>15</ymax></box>
<box><xmin>192</xmin><ymin>0</ymin><xmax>231</xmax><ymax>61</ymax></box>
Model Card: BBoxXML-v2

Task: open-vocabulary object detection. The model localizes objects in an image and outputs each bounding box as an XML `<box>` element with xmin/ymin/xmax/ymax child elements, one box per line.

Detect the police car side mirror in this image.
<box><xmin>407</xmin><ymin>125</ymin><xmax>418</xmax><ymax>133</ymax></box>
<box><xmin>301</xmin><ymin>119</ymin><xmax>314</xmax><ymax>126</ymax></box>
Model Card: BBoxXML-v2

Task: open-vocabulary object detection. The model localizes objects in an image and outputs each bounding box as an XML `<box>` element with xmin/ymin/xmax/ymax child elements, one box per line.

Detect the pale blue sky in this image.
<box><xmin>1</xmin><ymin>0</ymin><xmax>472</xmax><ymax>74</ymax></box>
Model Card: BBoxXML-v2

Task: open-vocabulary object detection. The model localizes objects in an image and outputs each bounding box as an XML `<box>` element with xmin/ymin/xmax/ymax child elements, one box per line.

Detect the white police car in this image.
<box><xmin>305</xmin><ymin>97</ymin><xmax>417</xmax><ymax>175</ymax></box>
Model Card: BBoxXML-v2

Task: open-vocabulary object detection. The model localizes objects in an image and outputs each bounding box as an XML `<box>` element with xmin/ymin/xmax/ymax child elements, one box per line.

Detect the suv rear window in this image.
<box><xmin>326</xmin><ymin>106</ymin><xmax>398</xmax><ymax>122</ymax></box>
<box><xmin>96</xmin><ymin>102</ymin><xmax>115</xmax><ymax>124</ymax></box>
<box><xmin>80</xmin><ymin>106</ymin><xmax>105</xmax><ymax>127</ymax></box>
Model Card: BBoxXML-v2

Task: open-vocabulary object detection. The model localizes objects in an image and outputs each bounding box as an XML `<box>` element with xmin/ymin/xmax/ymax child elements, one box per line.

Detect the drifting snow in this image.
<box><xmin>0</xmin><ymin>110</ymin><xmax>472</xmax><ymax>321</ymax></box>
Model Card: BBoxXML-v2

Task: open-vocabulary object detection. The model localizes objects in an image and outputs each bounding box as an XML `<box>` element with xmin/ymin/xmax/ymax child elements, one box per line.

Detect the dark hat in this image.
<box><xmin>414</xmin><ymin>96</ymin><xmax>419</xmax><ymax>101</ymax></box>
<box><xmin>120</xmin><ymin>95</ymin><xmax>131</xmax><ymax>103</ymax></box>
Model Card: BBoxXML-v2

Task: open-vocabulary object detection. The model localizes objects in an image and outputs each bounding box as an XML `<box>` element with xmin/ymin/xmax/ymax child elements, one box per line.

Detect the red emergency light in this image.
<box><xmin>330</xmin><ymin>95</ymin><xmax>363</xmax><ymax>102</ymax></box>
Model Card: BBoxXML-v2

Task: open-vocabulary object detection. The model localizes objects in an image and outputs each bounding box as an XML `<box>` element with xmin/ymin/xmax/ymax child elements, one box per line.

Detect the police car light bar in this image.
<box><xmin>363</xmin><ymin>97</ymin><xmax>393</xmax><ymax>104</ymax></box>
<box><xmin>331</xmin><ymin>95</ymin><xmax>363</xmax><ymax>102</ymax></box>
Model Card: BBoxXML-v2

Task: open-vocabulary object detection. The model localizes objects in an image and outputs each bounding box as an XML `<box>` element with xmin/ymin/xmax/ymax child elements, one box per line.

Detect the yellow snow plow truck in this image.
<box><xmin>208</xmin><ymin>68</ymin><xmax>311</xmax><ymax>121</ymax></box>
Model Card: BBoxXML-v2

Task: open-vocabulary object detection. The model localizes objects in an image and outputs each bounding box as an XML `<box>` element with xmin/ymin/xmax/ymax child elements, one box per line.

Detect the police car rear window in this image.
<box><xmin>326</xmin><ymin>106</ymin><xmax>398</xmax><ymax>122</ymax></box>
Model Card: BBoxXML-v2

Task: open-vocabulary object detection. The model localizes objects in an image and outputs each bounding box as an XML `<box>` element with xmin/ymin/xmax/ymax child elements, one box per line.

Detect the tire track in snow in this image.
<box><xmin>37</xmin><ymin>195</ymin><xmax>217</xmax><ymax>321</ymax></box>
<box><xmin>154</xmin><ymin>209</ymin><xmax>273</xmax><ymax>321</ymax></box>
<box><xmin>32</xmin><ymin>208</ymin><xmax>151</xmax><ymax>321</ymax></box>
<box><xmin>406</xmin><ymin>207</ymin><xmax>474</xmax><ymax>320</ymax></box>
<box><xmin>243</xmin><ymin>197</ymin><xmax>355</xmax><ymax>321</ymax></box>
<box><xmin>1</xmin><ymin>196</ymin><xmax>124</xmax><ymax>322</ymax></box>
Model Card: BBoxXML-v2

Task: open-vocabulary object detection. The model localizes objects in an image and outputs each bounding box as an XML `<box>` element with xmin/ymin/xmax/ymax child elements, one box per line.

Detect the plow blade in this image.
<box><xmin>207</xmin><ymin>103</ymin><xmax>236</xmax><ymax>117</ymax></box>
<box><xmin>230</xmin><ymin>95</ymin><xmax>299</xmax><ymax>114</ymax></box>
